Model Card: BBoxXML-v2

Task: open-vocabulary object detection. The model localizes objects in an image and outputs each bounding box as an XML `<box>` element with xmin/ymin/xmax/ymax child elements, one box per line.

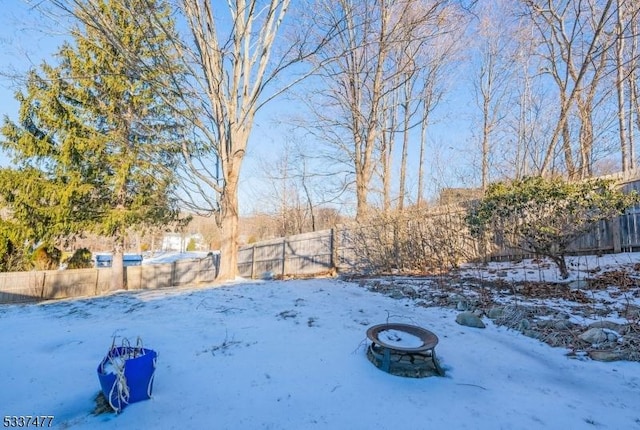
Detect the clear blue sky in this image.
<box><xmin>0</xmin><ymin>1</ymin><xmax>475</xmax><ymax>214</ymax></box>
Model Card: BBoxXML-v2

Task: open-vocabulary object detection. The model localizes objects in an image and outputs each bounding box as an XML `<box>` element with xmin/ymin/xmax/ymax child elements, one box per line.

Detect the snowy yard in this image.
<box><xmin>1</xmin><ymin>262</ymin><xmax>639</xmax><ymax>429</ymax></box>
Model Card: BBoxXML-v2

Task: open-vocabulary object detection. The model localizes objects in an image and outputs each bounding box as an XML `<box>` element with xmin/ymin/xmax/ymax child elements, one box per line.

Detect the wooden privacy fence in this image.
<box><xmin>490</xmin><ymin>175</ymin><xmax>640</xmax><ymax>259</ymax></box>
<box><xmin>237</xmin><ymin>174</ymin><xmax>640</xmax><ymax>278</ymax></box>
<box><xmin>5</xmin><ymin>173</ymin><xmax>640</xmax><ymax>303</ymax></box>
<box><xmin>0</xmin><ymin>253</ymin><xmax>219</xmax><ymax>304</ymax></box>
<box><xmin>238</xmin><ymin>230</ymin><xmax>336</xmax><ymax>278</ymax></box>
<box><xmin>566</xmin><ymin>169</ymin><xmax>640</xmax><ymax>254</ymax></box>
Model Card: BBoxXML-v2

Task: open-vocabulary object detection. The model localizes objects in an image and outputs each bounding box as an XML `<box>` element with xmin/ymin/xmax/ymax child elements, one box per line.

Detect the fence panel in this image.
<box><xmin>237</xmin><ymin>247</ymin><xmax>256</xmax><ymax>278</ymax></box>
<box><xmin>173</xmin><ymin>260</ymin><xmax>199</xmax><ymax>285</ymax></box>
<box><xmin>0</xmin><ymin>271</ymin><xmax>45</xmax><ymax>303</ymax></box>
<box><xmin>256</xmin><ymin>240</ymin><xmax>287</xmax><ymax>276</ymax></box>
<box><xmin>0</xmin><ymin>254</ymin><xmax>221</xmax><ymax>304</ymax></box>
<box><xmin>285</xmin><ymin>230</ymin><xmax>333</xmax><ymax>276</ymax></box>
<box><xmin>42</xmin><ymin>269</ymin><xmax>99</xmax><ymax>300</ymax></box>
<box><xmin>238</xmin><ymin>230</ymin><xmax>335</xmax><ymax>278</ymax></box>
<box><xmin>336</xmin><ymin>227</ymin><xmax>358</xmax><ymax>271</ymax></box>
<box><xmin>238</xmin><ymin>238</ymin><xmax>284</xmax><ymax>278</ymax></box>
<box><xmin>619</xmin><ymin>180</ymin><xmax>640</xmax><ymax>250</ymax></box>
<box><xmin>140</xmin><ymin>263</ymin><xmax>174</xmax><ymax>289</ymax></box>
<box><xmin>566</xmin><ymin>219</ymin><xmax>613</xmax><ymax>253</ymax></box>
<box><xmin>198</xmin><ymin>253</ymin><xmax>219</xmax><ymax>283</ymax></box>
<box><xmin>126</xmin><ymin>266</ymin><xmax>143</xmax><ymax>290</ymax></box>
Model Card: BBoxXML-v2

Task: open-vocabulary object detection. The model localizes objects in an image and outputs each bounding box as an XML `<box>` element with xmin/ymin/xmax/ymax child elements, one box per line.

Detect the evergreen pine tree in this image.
<box><xmin>0</xmin><ymin>0</ymin><xmax>186</xmax><ymax>287</ymax></box>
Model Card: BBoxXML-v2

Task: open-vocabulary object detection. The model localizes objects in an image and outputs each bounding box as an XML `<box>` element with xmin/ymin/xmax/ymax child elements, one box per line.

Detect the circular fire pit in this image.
<box><xmin>366</xmin><ymin>323</ymin><xmax>444</xmax><ymax>377</ymax></box>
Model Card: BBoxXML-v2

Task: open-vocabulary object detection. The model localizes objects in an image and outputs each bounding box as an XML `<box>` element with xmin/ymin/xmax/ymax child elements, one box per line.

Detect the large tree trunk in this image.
<box><xmin>218</xmin><ymin>200</ymin><xmax>239</xmax><ymax>281</ymax></box>
<box><xmin>217</xmin><ymin>144</ymin><xmax>243</xmax><ymax>280</ymax></box>
<box><xmin>110</xmin><ymin>236</ymin><xmax>125</xmax><ymax>291</ymax></box>
<box><xmin>355</xmin><ymin>175</ymin><xmax>370</xmax><ymax>221</ymax></box>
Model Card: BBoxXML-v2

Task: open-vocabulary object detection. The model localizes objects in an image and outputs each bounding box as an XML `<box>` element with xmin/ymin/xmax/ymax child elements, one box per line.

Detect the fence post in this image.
<box><xmin>40</xmin><ymin>271</ymin><xmax>47</xmax><ymax>299</ymax></box>
<box><xmin>93</xmin><ymin>269</ymin><xmax>99</xmax><ymax>297</ymax></box>
<box><xmin>251</xmin><ymin>244</ymin><xmax>257</xmax><ymax>279</ymax></box>
<box><xmin>612</xmin><ymin>215</ymin><xmax>622</xmax><ymax>253</ymax></box>
<box><xmin>330</xmin><ymin>228</ymin><xmax>337</xmax><ymax>273</ymax></box>
<box><xmin>171</xmin><ymin>261</ymin><xmax>177</xmax><ymax>287</ymax></box>
<box><xmin>281</xmin><ymin>238</ymin><xmax>287</xmax><ymax>278</ymax></box>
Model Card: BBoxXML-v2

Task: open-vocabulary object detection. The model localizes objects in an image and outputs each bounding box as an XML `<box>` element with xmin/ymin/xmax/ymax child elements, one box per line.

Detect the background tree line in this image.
<box><xmin>1</xmin><ymin>0</ymin><xmax>639</xmax><ymax>282</ymax></box>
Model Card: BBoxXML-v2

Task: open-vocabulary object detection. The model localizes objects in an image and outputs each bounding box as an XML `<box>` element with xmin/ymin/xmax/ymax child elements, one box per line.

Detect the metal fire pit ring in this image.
<box><xmin>366</xmin><ymin>323</ymin><xmax>444</xmax><ymax>377</ymax></box>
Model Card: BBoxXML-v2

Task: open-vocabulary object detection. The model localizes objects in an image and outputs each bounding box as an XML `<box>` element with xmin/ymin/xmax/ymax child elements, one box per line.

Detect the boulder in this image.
<box><xmin>522</xmin><ymin>330</ymin><xmax>542</xmax><ymax>340</ymax></box>
<box><xmin>537</xmin><ymin>319</ymin><xmax>571</xmax><ymax>330</ymax></box>
<box><xmin>455</xmin><ymin>312</ymin><xmax>486</xmax><ymax>329</ymax></box>
<box><xmin>448</xmin><ymin>294</ymin><xmax>466</xmax><ymax>306</ymax></box>
<box><xmin>261</xmin><ymin>271</ymin><xmax>275</xmax><ymax>280</ymax></box>
<box><xmin>589</xmin><ymin>350</ymin><xmax>628</xmax><ymax>362</ymax></box>
<box><xmin>487</xmin><ymin>307</ymin><xmax>504</xmax><ymax>319</ymax></box>
<box><xmin>579</xmin><ymin>328</ymin><xmax>608</xmax><ymax>344</ymax></box>
<box><xmin>401</xmin><ymin>286</ymin><xmax>417</xmax><ymax>297</ymax></box>
<box><xmin>389</xmin><ymin>290</ymin><xmax>405</xmax><ymax>300</ymax></box>
<box><xmin>553</xmin><ymin>320</ymin><xmax>572</xmax><ymax>331</ymax></box>
<box><xmin>569</xmin><ymin>279</ymin><xmax>589</xmax><ymax>290</ymax></box>
<box><xmin>536</xmin><ymin>319</ymin><xmax>553</xmax><ymax>329</ymax></box>
<box><xmin>588</xmin><ymin>321</ymin><xmax>623</xmax><ymax>333</ymax></box>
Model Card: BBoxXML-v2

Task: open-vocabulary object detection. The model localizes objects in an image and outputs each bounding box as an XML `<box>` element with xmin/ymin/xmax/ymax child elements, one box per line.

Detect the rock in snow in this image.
<box><xmin>455</xmin><ymin>311</ymin><xmax>486</xmax><ymax>328</ymax></box>
<box><xmin>579</xmin><ymin>328</ymin><xmax>609</xmax><ymax>344</ymax></box>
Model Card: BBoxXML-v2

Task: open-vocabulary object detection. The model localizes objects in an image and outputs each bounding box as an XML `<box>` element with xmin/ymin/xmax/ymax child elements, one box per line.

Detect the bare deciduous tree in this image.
<box><xmin>523</xmin><ymin>0</ymin><xmax>617</xmax><ymax>178</ymax></box>
<box><xmin>471</xmin><ymin>0</ymin><xmax>516</xmax><ymax>190</ymax></box>
<box><xmin>47</xmin><ymin>0</ymin><xmax>334</xmax><ymax>280</ymax></box>
<box><xmin>615</xmin><ymin>0</ymin><xmax>640</xmax><ymax>170</ymax></box>
<box><xmin>307</xmin><ymin>0</ymin><xmax>463</xmax><ymax>218</ymax></box>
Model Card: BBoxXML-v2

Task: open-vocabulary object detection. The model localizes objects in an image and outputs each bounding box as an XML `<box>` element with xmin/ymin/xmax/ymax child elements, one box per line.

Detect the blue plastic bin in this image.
<box><xmin>97</xmin><ymin>345</ymin><xmax>157</xmax><ymax>412</ymax></box>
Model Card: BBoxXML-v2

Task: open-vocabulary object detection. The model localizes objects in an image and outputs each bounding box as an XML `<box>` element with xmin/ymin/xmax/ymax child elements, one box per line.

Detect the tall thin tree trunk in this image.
<box><xmin>516</xmin><ymin>69</ymin><xmax>532</xmax><ymax>178</ymax></box>
<box><xmin>616</xmin><ymin>0</ymin><xmax>629</xmax><ymax>171</ymax></box>
<box><xmin>579</xmin><ymin>111</ymin><xmax>594</xmax><ymax>178</ymax></box>
<box><xmin>631</xmin><ymin>15</ymin><xmax>640</xmax><ymax>167</ymax></box>
<box><xmin>417</xmin><ymin>102</ymin><xmax>428</xmax><ymax>207</ymax></box>
<box><xmin>562</xmin><ymin>121</ymin><xmax>576</xmax><ymax>179</ymax></box>
<box><xmin>536</xmin><ymin>0</ymin><xmax>616</xmax><ymax>175</ymax></box>
<box><xmin>630</xmin><ymin>77</ymin><xmax>637</xmax><ymax>168</ymax></box>
<box><xmin>381</xmin><ymin>81</ymin><xmax>398</xmax><ymax>213</ymax></box>
<box><xmin>398</xmin><ymin>77</ymin><xmax>411</xmax><ymax>211</ymax></box>
<box><xmin>481</xmin><ymin>90</ymin><xmax>491</xmax><ymax>191</ymax></box>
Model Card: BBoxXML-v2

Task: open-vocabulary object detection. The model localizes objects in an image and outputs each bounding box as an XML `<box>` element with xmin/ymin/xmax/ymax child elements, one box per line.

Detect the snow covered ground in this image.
<box><xmin>141</xmin><ymin>251</ymin><xmax>215</xmax><ymax>265</ymax></box>
<box><xmin>459</xmin><ymin>251</ymin><xmax>640</xmax><ymax>284</ymax></box>
<box><xmin>1</xmin><ymin>273</ymin><xmax>639</xmax><ymax>429</ymax></box>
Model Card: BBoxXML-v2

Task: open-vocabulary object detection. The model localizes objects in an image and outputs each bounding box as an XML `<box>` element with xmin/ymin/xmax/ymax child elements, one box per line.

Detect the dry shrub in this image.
<box><xmin>32</xmin><ymin>244</ymin><xmax>62</xmax><ymax>270</ymax></box>
<box><xmin>341</xmin><ymin>206</ymin><xmax>479</xmax><ymax>275</ymax></box>
<box><xmin>65</xmin><ymin>248</ymin><xmax>93</xmax><ymax>269</ymax></box>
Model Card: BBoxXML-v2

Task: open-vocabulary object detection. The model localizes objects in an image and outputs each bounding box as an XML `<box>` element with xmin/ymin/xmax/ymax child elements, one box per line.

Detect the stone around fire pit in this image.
<box><xmin>366</xmin><ymin>323</ymin><xmax>444</xmax><ymax>378</ymax></box>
